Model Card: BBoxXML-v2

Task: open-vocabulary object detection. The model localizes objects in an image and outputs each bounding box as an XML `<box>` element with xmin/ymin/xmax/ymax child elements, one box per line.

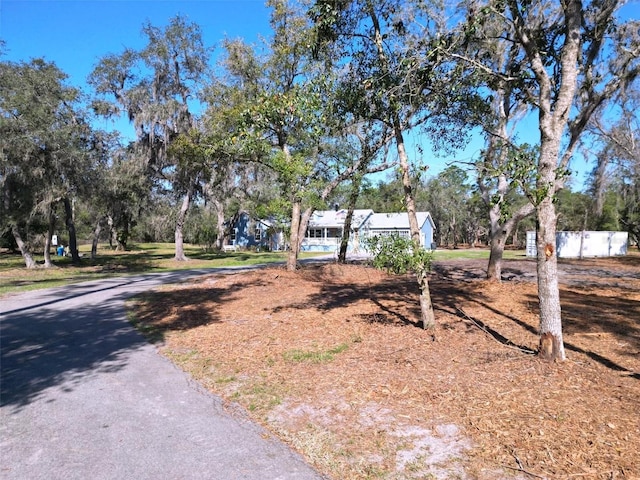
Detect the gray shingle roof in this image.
<box><xmin>308</xmin><ymin>209</ymin><xmax>374</xmax><ymax>228</ymax></box>
<box><xmin>368</xmin><ymin>212</ymin><xmax>433</xmax><ymax>229</ymax></box>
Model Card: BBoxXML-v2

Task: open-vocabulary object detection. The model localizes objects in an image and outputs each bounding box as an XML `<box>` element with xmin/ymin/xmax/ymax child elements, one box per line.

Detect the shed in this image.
<box><xmin>526</xmin><ymin>231</ymin><xmax>628</xmax><ymax>258</ymax></box>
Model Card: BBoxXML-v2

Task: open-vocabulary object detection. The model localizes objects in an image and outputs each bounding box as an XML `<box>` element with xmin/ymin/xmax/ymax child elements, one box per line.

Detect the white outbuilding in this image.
<box><xmin>526</xmin><ymin>231</ymin><xmax>628</xmax><ymax>258</ymax></box>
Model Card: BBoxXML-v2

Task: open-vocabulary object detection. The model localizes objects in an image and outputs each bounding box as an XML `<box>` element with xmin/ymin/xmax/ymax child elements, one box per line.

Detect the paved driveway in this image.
<box><xmin>1</xmin><ymin>269</ymin><xmax>325</xmax><ymax>480</ymax></box>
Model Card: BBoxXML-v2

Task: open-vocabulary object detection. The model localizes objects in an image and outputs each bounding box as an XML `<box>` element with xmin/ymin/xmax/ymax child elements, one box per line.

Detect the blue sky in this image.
<box><xmin>1</xmin><ymin>0</ymin><xmax>271</xmax><ymax>87</ymax></box>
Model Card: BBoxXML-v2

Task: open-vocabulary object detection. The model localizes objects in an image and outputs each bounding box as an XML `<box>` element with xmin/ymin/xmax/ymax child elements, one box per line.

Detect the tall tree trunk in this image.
<box><xmin>417</xmin><ymin>268</ymin><xmax>436</xmax><ymax>328</ymax></box>
<box><xmin>394</xmin><ymin>118</ymin><xmax>436</xmax><ymax>329</ymax></box>
<box><xmin>592</xmin><ymin>155</ymin><xmax>609</xmax><ymax>225</ymax></box>
<box><xmin>338</xmin><ymin>207</ymin><xmax>355</xmax><ymax>263</ymax></box>
<box><xmin>487</xmin><ymin>203</ymin><xmax>535</xmax><ymax>282</ymax></box>
<box><xmin>450</xmin><ymin>215</ymin><xmax>458</xmax><ymax>248</ymax></box>
<box><xmin>285</xmin><ymin>204</ymin><xmax>315</xmax><ymax>271</ymax></box>
<box><xmin>487</xmin><ymin>229</ymin><xmax>507</xmax><ymax>281</ymax></box>
<box><xmin>477</xmin><ymin>74</ymin><xmax>532</xmax><ymax>281</ymax></box>
<box><xmin>91</xmin><ymin>217</ymin><xmax>104</xmax><ymax>260</ymax></box>
<box><xmin>63</xmin><ymin>197</ymin><xmax>80</xmax><ymax>264</ymax></box>
<box><xmin>536</xmin><ymin>196</ymin><xmax>565</xmax><ymax>361</ymax></box>
<box><xmin>107</xmin><ymin>215</ymin><xmax>119</xmax><ymax>250</ymax></box>
<box><xmin>11</xmin><ymin>224</ymin><xmax>37</xmax><ymax>269</ymax></box>
<box><xmin>213</xmin><ymin>199</ymin><xmax>226</xmax><ymax>250</ymax></box>
<box><xmin>481</xmin><ymin>138</ymin><xmax>512</xmax><ymax>281</ymax></box>
<box><xmin>527</xmin><ymin>0</ymin><xmax>581</xmax><ymax>362</ymax></box>
<box><xmin>535</xmin><ymin>133</ymin><xmax>566</xmax><ymax>361</ymax></box>
<box><xmin>338</xmin><ymin>170</ymin><xmax>364</xmax><ymax>263</ymax></box>
<box><xmin>287</xmin><ymin>200</ymin><xmax>302</xmax><ymax>271</ymax></box>
<box><xmin>174</xmin><ymin>187</ymin><xmax>192</xmax><ymax>261</ymax></box>
<box><xmin>108</xmin><ymin>216</ymin><xmax>114</xmax><ymax>249</ymax></box>
<box><xmin>43</xmin><ymin>205</ymin><xmax>56</xmax><ymax>268</ymax></box>
<box><xmin>369</xmin><ymin>4</ymin><xmax>435</xmax><ymax>327</ymax></box>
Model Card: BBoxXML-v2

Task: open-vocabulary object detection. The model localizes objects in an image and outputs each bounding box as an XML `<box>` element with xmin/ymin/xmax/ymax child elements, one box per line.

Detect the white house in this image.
<box><xmin>301</xmin><ymin>209</ymin><xmax>436</xmax><ymax>253</ymax></box>
<box><xmin>365</xmin><ymin>212</ymin><xmax>436</xmax><ymax>250</ymax></box>
<box><xmin>301</xmin><ymin>209</ymin><xmax>374</xmax><ymax>253</ymax></box>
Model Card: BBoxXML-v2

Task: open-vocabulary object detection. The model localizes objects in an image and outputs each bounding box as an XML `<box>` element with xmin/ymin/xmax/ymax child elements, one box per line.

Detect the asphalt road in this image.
<box><xmin>0</xmin><ymin>269</ymin><xmax>326</xmax><ymax>480</ymax></box>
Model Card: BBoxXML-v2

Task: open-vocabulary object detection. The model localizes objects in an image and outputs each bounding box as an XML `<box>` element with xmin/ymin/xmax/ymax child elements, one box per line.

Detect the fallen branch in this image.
<box><xmin>501</xmin><ymin>450</ymin><xmax>549</xmax><ymax>479</ymax></box>
<box><xmin>456</xmin><ymin>307</ymin><xmax>536</xmax><ymax>355</ymax></box>
<box><xmin>501</xmin><ymin>464</ymin><xmax>548</xmax><ymax>479</ymax></box>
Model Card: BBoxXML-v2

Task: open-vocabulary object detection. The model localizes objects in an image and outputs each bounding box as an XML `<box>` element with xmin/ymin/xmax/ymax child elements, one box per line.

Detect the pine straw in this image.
<box><xmin>131</xmin><ymin>256</ymin><xmax>640</xmax><ymax>480</ymax></box>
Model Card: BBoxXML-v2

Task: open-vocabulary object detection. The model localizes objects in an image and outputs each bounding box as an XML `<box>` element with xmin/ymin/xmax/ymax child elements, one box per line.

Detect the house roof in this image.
<box><xmin>308</xmin><ymin>209</ymin><xmax>374</xmax><ymax>229</ymax></box>
<box><xmin>368</xmin><ymin>212</ymin><xmax>435</xmax><ymax>230</ymax></box>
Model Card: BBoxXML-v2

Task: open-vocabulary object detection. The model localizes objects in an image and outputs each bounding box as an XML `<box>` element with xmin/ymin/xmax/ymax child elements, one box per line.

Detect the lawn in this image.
<box><xmin>0</xmin><ymin>243</ymin><xmax>523</xmax><ymax>296</ymax></box>
<box><xmin>0</xmin><ymin>243</ymin><xmax>322</xmax><ymax>295</ymax></box>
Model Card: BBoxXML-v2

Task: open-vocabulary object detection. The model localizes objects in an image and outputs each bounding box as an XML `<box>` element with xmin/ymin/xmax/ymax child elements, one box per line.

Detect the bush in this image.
<box><xmin>364</xmin><ymin>234</ymin><xmax>433</xmax><ymax>275</ymax></box>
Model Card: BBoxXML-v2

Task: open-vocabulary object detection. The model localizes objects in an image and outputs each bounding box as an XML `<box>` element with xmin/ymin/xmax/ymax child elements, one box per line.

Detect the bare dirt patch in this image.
<box><xmin>131</xmin><ymin>254</ymin><xmax>640</xmax><ymax>479</ymax></box>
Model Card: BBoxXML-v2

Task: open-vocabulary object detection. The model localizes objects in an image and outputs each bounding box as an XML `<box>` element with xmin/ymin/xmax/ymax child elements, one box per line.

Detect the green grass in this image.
<box><xmin>0</xmin><ymin>243</ymin><xmax>324</xmax><ymax>296</ymax></box>
<box><xmin>0</xmin><ymin>242</ymin><xmax>528</xmax><ymax>296</ymax></box>
<box><xmin>283</xmin><ymin>343</ymin><xmax>350</xmax><ymax>363</ymax></box>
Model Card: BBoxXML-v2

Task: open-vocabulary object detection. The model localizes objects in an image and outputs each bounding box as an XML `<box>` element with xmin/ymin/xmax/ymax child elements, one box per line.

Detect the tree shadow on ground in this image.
<box><xmin>560</xmin><ymin>254</ymin><xmax>640</xmax><ymax>270</ymax></box>
<box><xmin>449</xmin><ymin>282</ymin><xmax>640</xmax><ymax>379</ymax></box>
<box><xmin>1</xmin><ymin>294</ymin><xmax>146</xmax><ymax>411</ymax></box>
<box><xmin>432</xmin><ymin>262</ymin><xmax>536</xmax><ymax>283</ymax></box>
<box><xmin>0</xmin><ymin>269</ymin><xmax>261</xmax><ymax>412</ymax></box>
<box><xmin>430</xmin><ymin>263</ymin><xmax>640</xmax><ymax>379</ymax></box>
<box><xmin>427</xmin><ymin>275</ymin><xmax>537</xmax><ymax>354</ymax></box>
<box><xmin>552</xmin><ymin>290</ymin><xmax>640</xmax><ymax>347</ymax></box>
<box><xmin>131</xmin><ymin>276</ymin><xmax>269</xmax><ymax>340</ymax></box>
<box><xmin>271</xmin><ymin>270</ymin><xmax>422</xmax><ymax>327</ymax></box>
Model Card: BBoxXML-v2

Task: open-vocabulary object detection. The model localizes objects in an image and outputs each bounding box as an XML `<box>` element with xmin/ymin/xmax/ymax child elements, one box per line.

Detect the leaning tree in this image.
<box><xmin>453</xmin><ymin>12</ymin><xmax>537</xmax><ymax>280</ymax></box>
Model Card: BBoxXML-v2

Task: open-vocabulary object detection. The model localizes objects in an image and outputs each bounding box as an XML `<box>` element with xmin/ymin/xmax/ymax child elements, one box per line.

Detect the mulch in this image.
<box><xmin>131</xmin><ymin>253</ymin><xmax>640</xmax><ymax>479</ymax></box>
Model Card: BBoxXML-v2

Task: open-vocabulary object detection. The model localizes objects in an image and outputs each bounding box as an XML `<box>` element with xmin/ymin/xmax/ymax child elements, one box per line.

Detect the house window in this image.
<box><xmin>308</xmin><ymin>229</ymin><xmax>323</xmax><ymax>238</ymax></box>
<box><xmin>376</xmin><ymin>229</ymin><xmax>410</xmax><ymax>239</ymax></box>
<box><xmin>230</xmin><ymin>229</ymin><xmax>236</xmax><ymax>242</ymax></box>
<box><xmin>255</xmin><ymin>228</ymin><xmax>262</xmax><ymax>241</ymax></box>
<box><xmin>327</xmin><ymin>228</ymin><xmax>341</xmax><ymax>238</ymax></box>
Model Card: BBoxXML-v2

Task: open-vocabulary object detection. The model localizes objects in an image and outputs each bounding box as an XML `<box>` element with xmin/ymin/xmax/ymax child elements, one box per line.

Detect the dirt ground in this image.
<box><xmin>131</xmin><ymin>253</ymin><xmax>640</xmax><ymax>480</ymax></box>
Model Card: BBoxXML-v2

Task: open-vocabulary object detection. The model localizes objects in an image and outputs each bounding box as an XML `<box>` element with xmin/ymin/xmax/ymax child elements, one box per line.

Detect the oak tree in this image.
<box><xmin>458</xmin><ymin>0</ymin><xmax>639</xmax><ymax>360</ymax></box>
<box><xmin>89</xmin><ymin>16</ymin><xmax>212</xmax><ymax>260</ymax></box>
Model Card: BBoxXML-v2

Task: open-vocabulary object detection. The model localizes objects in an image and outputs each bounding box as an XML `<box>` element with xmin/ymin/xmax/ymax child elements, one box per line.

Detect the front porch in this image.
<box><xmin>301</xmin><ymin>227</ymin><xmax>344</xmax><ymax>252</ymax></box>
